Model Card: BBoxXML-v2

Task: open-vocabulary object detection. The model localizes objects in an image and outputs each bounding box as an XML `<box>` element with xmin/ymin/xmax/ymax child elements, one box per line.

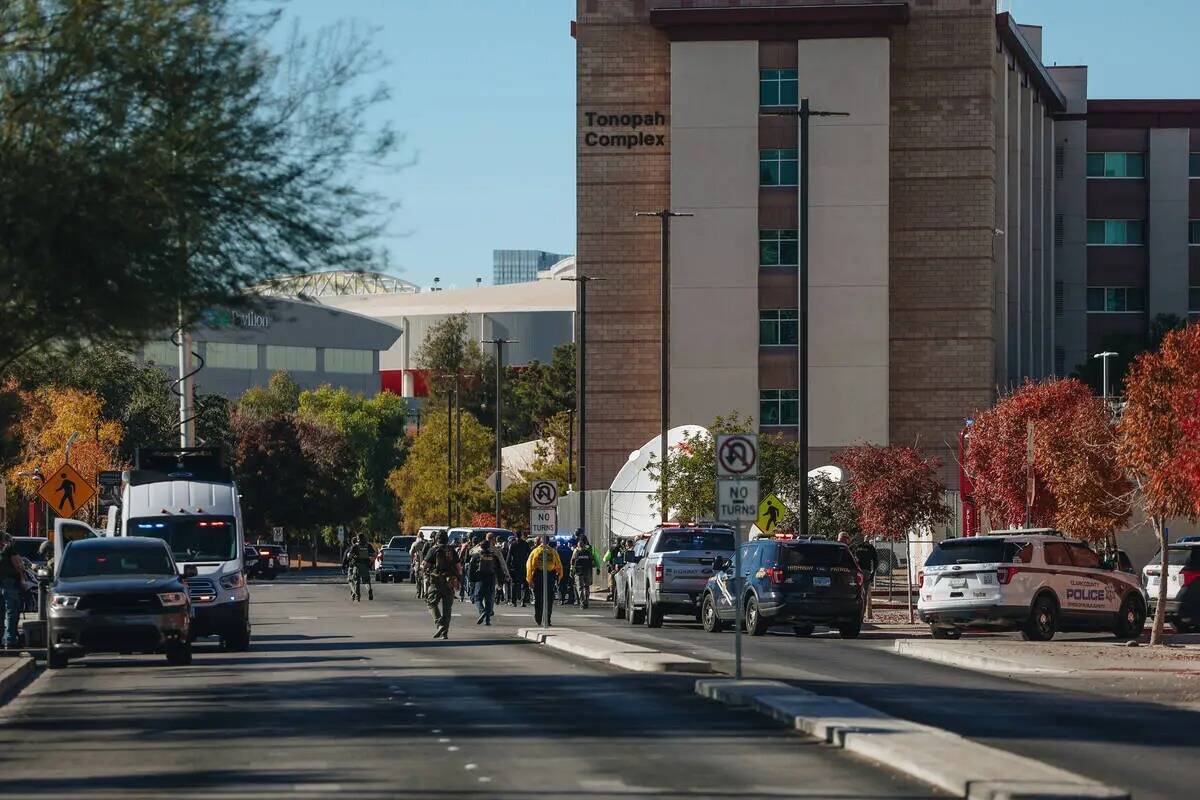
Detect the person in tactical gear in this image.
<box><xmin>423</xmin><ymin>530</ymin><xmax>461</xmax><ymax>639</ymax></box>
<box><xmin>343</xmin><ymin>533</ymin><xmax>376</xmax><ymax>602</ymax></box>
<box><xmin>467</xmin><ymin>538</ymin><xmax>505</xmax><ymax>625</ymax></box>
<box><xmin>569</xmin><ymin>534</ymin><xmax>602</xmax><ymax>609</ymax></box>
<box><xmin>507</xmin><ymin>531</ymin><xmax>533</xmax><ymax>607</ymax></box>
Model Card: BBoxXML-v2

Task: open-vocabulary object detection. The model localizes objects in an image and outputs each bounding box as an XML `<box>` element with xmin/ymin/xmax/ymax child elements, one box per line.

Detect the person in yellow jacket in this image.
<box><xmin>526</xmin><ymin>535</ymin><xmax>564</xmax><ymax>627</ymax></box>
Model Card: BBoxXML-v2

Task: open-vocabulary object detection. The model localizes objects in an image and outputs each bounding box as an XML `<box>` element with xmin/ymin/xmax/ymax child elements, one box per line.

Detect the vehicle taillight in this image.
<box><xmin>854</xmin><ymin>571</ymin><xmax>864</xmax><ymax>587</ymax></box>
<box><xmin>917</xmin><ymin>571</ymin><xmax>924</xmax><ymax>587</ymax></box>
<box><xmin>259</xmin><ymin>550</ymin><xmax>271</xmax><ymax>556</ymax></box>
<box><xmin>997</xmin><ymin>566</ymin><xmax>1019</xmax><ymax>585</ymax></box>
<box><xmin>654</xmin><ymin>564</ymin><xmax>664</xmax><ymax>583</ymax></box>
<box><xmin>765</xmin><ymin>567</ymin><xmax>785</xmax><ymax>585</ymax></box>
<box><xmin>1182</xmin><ymin>570</ymin><xmax>1200</xmax><ymax>587</ymax></box>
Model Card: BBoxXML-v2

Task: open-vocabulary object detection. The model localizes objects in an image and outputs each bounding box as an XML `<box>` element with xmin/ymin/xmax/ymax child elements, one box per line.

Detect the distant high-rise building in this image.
<box><xmin>493</xmin><ymin>249</ymin><xmax>571</xmax><ymax>285</ymax></box>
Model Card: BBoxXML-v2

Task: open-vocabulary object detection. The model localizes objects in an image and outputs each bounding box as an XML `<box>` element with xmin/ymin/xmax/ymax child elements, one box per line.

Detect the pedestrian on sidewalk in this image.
<box><xmin>603</xmin><ymin>538</ymin><xmax>625</xmax><ymax>602</ymax></box>
<box><xmin>526</xmin><ymin>535</ymin><xmax>563</xmax><ymax>627</ymax></box>
<box><xmin>0</xmin><ymin>532</ymin><xmax>28</xmax><ymax>650</ymax></box>
<box><xmin>507</xmin><ymin>531</ymin><xmax>532</xmax><ymax>607</ymax></box>
<box><xmin>468</xmin><ymin>539</ymin><xmax>505</xmax><ymax>625</ymax></box>
<box><xmin>423</xmin><ymin>531</ymin><xmax>461</xmax><ymax>640</ymax></box>
<box><xmin>851</xmin><ymin>535</ymin><xmax>879</xmax><ymax>620</ymax></box>
<box><xmin>570</xmin><ymin>533</ymin><xmax>602</xmax><ymax>609</ymax></box>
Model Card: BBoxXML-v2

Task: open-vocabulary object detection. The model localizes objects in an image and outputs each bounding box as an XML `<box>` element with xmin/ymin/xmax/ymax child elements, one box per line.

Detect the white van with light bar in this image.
<box><xmin>118</xmin><ymin>447</ymin><xmax>250</xmax><ymax>651</ymax></box>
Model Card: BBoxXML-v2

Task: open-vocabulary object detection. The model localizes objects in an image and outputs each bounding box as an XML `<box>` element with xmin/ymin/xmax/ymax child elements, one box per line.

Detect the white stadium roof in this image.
<box><xmin>319</xmin><ymin>277</ymin><xmax>574</xmax><ymax>317</ymax></box>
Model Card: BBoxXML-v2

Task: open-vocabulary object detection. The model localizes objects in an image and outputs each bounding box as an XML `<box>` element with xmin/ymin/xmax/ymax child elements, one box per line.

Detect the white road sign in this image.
<box><xmin>272</xmin><ymin>526</ymin><xmax>284</xmax><ymax>543</ymax></box>
<box><xmin>716</xmin><ymin>434</ymin><xmax>758</xmax><ymax>478</ymax></box>
<box><xmin>531</xmin><ymin>507</ymin><xmax>557</xmax><ymax>537</ymax></box>
<box><xmin>717</xmin><ymin>479</ymin><xmax>759</xmax><ymax>522</ymax></box>
<box><xmin>485</xmin><ymin>471</ymin><xmax>514</xmax><ymax>493</ymax></box>
<box><xmin>530</xmin><ymin>479</ymin><xmax>559</xmax><ymax>509</ymax></box>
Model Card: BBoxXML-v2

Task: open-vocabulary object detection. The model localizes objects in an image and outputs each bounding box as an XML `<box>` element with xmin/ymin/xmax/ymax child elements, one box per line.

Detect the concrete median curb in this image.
<box><xmin>695</xmin><ymin>679</ymin><xmax>1128</xmax><ymax>800</ymax></box>
<box><xmin>0</xmin><ymin>655</ymin><xmax>36</xmax><ymax>704</ymax></box>
<box><xmin>893</xmin><ymin>640</ymin><xmax>1074</xmax><ymax>676</ymax></box>
<box><xmin>516</xmin><ymin>627</ymin><xmax>712</xmax><ymax>673</ymax></box>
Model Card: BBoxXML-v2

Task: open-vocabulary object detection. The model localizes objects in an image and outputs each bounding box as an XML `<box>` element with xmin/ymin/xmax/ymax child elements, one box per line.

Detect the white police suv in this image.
<box><xmin>917</xmin><ymin>530</ymin><xmax>1146</xmax><ymax>641</ymax></box>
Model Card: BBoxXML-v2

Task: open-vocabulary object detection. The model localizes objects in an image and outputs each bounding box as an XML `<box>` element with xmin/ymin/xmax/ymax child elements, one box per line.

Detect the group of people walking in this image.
<box><xmin>408</xmin><ymin>530</ymin><xmax>601</xmax><ymax>639</ymax></box>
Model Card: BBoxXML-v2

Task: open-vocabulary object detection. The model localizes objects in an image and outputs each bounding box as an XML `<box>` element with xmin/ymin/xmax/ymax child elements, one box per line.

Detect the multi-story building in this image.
<box><xmin>575</xmin><ymin>0</ymin><xmax>1071</xmax><ymax>490</ymax></box>
<box><xmin>493</xmin><ymin>249</ymin><xmax>572</xmax><ymax>285</ymax></box>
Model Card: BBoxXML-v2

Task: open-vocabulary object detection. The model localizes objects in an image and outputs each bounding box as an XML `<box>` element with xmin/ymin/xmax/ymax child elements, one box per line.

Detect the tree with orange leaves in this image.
<box><xmin>964</xmin><ymin>379</ymin><xmax>1130</xmax><ymax>541</ymax></box>
<box><xmin>836</xmin><ymin>443</ymin><xmax>951</xmax><ymax>541</ymax></box>
<box><xmin>1118</xmin><ymin>324</ymin><xmax>1200</xmax><ymax>644</ymax></box>
<box><xmin>6</xmin><ymin>386</ymin><xmax>124</xmax><ymax>523</ymax></box>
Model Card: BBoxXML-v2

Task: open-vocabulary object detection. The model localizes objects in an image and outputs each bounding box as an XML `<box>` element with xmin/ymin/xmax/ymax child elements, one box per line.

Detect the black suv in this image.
<box><xmin>247</xmin><ymin>544</ymin><xmax>287</xmax><ymax>580</ymax></box>
<box><xmin>700</xmin><ymin>538</ymin><xmax>865</xmax><ymax>638</ymax></box>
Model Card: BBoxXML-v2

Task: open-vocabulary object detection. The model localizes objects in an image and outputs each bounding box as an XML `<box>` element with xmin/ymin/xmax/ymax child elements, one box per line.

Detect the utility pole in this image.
<box><xmin>762</xmin><ymin>99</ymin><xmax>848</xmax><ymax>536</ymax></box>
<box><xmin>1093</xmin><ymin>351</ymin><xmax>1118</xmax><ymax>402</ymax></box>
<box><xmin>445</xmin><ymin>381</ymin><xmax>453</xmax><ymax>530</ymax></box>
<box><xmin>482</xmin><ymin>337</ymin><xmax>517</xmax><ymax>527</ymax></box>
<box><xmin>454</xmin><ymin>378</ymin><xmax>462</xmax><ymax>526</ymax></box>
<box><xmin>635</xmin><ymin>210</ymin><xmax>692</xmax><ymax>523</ymax></box>
<box><xmin>563</xmin><ymin>274</ymin><xmax>605</xmax><ymax>538</ymax></box>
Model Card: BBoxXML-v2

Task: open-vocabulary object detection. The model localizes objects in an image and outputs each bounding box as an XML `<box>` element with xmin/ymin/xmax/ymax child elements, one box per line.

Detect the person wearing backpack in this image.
<box><xmin>569</xmin><ymin>533</ymin><xmax>602</xmax><ymax>609</ymax></box>
<box><xmin>507</xmin><ymin>532</ymin><xmax>533</xmax><ymax>607</ymax></box>
<box><xmin>422</xmin><ymin>531</ymin><xmax>461</xmax><ymax>640</ymax></box>
<box><xmin>467</xmin><ymin>539</ymin><xmax>504</xmax><ymax>625</ymax></box>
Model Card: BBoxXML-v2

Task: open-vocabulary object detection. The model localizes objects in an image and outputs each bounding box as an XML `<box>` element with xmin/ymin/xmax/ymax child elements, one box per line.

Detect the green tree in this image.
<box><xmin>297</xmin><ymin>386</ymin><xmax>408</xmax><ymax>534</ymax></box>
<box><xmin>230</xmin><ymin>412</ymin><xmax>309</xmax><ymax>536</ymax></box>
<box><xmin>237</xmin><ymin>372</ymin><xmax>301</xmax><ymax>420</ymax></box>
<box><xmin>504</xmin><ymin>343</ymin><xmax>576</xmax><ymax>442</ymax></box>
<box><xmin>807</xmin><ymin>474</ymin><xmax>860</xmax><ymax>540</ymax></box>
<box><xmin>0</xmin><ymin>0</ymin><xmax>398</xmax><ymax>372</ymax></box>
<box><xmin>415</xmin><ymin>314</ymin><xmax>491</xmax><ymax>412</ymax></box>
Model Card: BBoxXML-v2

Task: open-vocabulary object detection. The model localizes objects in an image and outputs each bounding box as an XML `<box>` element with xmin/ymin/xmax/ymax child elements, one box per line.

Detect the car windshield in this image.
<box><xmin>59</xmin><ymin>545</ymin><xmax>174</xmax><ymax>578</ymax></box>
<box><xmin>1152</xmin><ymin>547</ymin><xmax>1200</xmax><ymax>568</ymax></box>
<box><xmin>655</xmin><ymin>530</ymin><xmax>735</xmax><ymax>553</ymax></box>
<box><xmin>12</xmin><ymin>540</ymin><xmax>45</xmax><ymax>561</ymax></box>
<box><xmin>389</xmin><ymin>536</ymin><xmax>415</xmax><ymax>549</ymax></box>
<box><xmin>126</xmin><ymin>516</ymin><xmax>238</xmax><ymax>562</ymax></box>
<box><xmin>781</xmin><ymin>545</ymin><xmax>856</xmax><ymax>568</ymax></box>
<box><xmin>925</xmin><ymin>539</ymin><xmax>1025</xmax><ymax>566</ymax></box>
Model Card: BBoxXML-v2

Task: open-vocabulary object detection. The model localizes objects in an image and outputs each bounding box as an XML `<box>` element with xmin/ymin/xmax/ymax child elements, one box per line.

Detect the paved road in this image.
<box><xmin>0</xmin><ymin>572</ymin><xmax>937</xmax><ymax>799</ymax></box>
<box><xmin>545</xmin><ymin>592</ymin><xmax>1200</xmax><ymax>800</ymax></box>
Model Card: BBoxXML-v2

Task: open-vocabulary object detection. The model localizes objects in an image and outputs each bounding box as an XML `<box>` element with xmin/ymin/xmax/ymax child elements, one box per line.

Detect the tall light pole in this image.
<box><xmin>763</xmin><ymin>99</ymin><xmax>848</xmax><ymax>536</ymax></box>
<box><xmin>482</xmin><ymin>337</ymin><xmax>517</xmax><ymax>527</ymax></box>
<box><xmin>563</xmin><ymin>274</ymin><xmax>605</xmax><ymax>539</ymax></box>
<box><xmin>635</xmin><ymin>210</ymin><xmax>693</xmax><ymax>523</ymax></box>
<box><xmin>1093</xmin><ymin>351</ymin><xmax>1118</xmax><ymax>402</ymax></box>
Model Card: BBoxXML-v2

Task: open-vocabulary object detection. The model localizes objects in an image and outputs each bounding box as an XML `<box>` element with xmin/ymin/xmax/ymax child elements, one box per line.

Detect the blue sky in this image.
<box><xmin>276</xmin><ymin>0</ymin><xmax>1197</xmax><ymax>288</ymax></box>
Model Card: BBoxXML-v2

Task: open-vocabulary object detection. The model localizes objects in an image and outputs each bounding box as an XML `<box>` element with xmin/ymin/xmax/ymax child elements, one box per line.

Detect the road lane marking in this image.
<box><xmin>288</xmin><ymin>616</ymin><xmax>318</xmax><ymax>620</ymax></box>
<box><xmin>437</xmin><ymin>738</ymin><xmax>451</xmax><ymax>743</ymax></box>
<box><xmin>360</xmin><ymin>613</ymin><xmax>389</xmax><ymax>618</ymax></box>
<box><xmin>478</xmin><ymin>777</ymin><xmax>492</xmax><ymax>784</ymax></box>
<box><xmin>464</xmin><ymin>764</ymin><xmax>477</xmax><ymax>770</ymax></box>
<box><xmin>447</xmin><ymin>746</ymin><xmax>459</xmax><ymax>752</ymax></box>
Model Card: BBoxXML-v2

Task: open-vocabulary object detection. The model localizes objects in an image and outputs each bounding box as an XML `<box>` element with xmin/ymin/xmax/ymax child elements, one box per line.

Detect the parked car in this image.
<box><xmin>700</xmin><ymin>537</ymin><xmax>865</xmax><ymax>638</ymax></box>
<box><xmin>622</xmin><ymin>526</ymin><xmax>735</xmax><ymax>628</ymax></box>
<box><xmin>11</xmin><ymin>536</ymin><xmax>49</xmax><ymax>564</ymax></box>
<box><xmin>375</xmin><ymin>535</ymin><xmax>416</xmax><ymax>582</ymax></box>
<box><xmin>1143</xmin><ymin>542</ymin><xmax>1200</xmax><ymax>632</ymax></box>
<box><xmin>246</xmin><ymin>544</ymin><xmax>287</xmax><ymax>580</ymax></box>
<box><xmin>917</xmin><ymin>531</ymin><xmax>1146</xmax><ymax>641</ymax></box>
<box><xmin>44</xmin><ymin>536</ymin><xmax>194</xmax><ymax>668</ymax></box>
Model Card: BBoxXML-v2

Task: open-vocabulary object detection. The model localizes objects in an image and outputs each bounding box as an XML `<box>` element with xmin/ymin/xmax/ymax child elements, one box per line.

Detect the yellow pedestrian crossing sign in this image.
<box><xmin>757</xmin><ymin>494</ymin><xmax>788</xmax><ymax>534</ymax></box>
<box><xmin>38</xmin><ymin>462</ymin><xmax>96</xmax><ymax>519</ymax></box>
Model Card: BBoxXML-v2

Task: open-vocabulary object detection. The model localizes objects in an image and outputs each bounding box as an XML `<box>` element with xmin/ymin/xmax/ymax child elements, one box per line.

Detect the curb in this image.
<box><xmin>516</xmin><ymin>627</ymin><xmax>712</xmax><ymax>673</ymax></box>
<box><xmin>0</xmin><ymin>655</ymin><xmax>36</xmax><ymax>704</ymax></box>
<box><xmin>696</xmin><ymin>679</ymin><xmax>1128</xmax><ymax>800</ymax></box>
<box><xmin>893</xmin><ymin>640</ymin><xmax>1073</xmax><ymax>676</ymax></box>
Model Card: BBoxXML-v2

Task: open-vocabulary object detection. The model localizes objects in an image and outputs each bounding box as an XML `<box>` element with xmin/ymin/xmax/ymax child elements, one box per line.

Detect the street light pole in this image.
<box><xmin>1093</xmin><ymin>351</ymin><xmax>1118</xmax><ymax>402</ymax></box>
<box><xmin>763</xmin><ymin>100</ymin><xmax>848</xmax><ymax>536</ymax></box>
<box><xmin>635</xmin><ymin>210</ymin><xmax>693</xmax><ymax>523</ymax></box>
<box><xmin>482</xmin><ymin>338</ymin><xmax>518</xmax><ymax>527</ymax></box>
<box><xmin>563</xmin><ymin>274</ymin><xmax>606</xmax><ymax>539</ymax></box>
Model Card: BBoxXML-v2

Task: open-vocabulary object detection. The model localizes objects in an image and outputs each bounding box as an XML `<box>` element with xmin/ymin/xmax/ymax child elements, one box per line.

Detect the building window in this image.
<box><xmin>1054</xmin><ymin>145</ymin><xmax>1064</xmax><ymax>180</ymax></box>
<box><xmin>324</xmin><ymin>348</ymin><xmax>373</xmax><ymax>374</ymax></box>
<box><xmin>760</xmin><ymin>390</ymin><xmax>799</xmax><ymax>426</ymax></box>
<box><xmin>1190</xmin><ymin>153</ymin><xmax>1200</xmax><ymax>178</ymax></box>
<box><xmin>143</xmin><ymin>341</ymin><xmax>178</xmax><ymax>366</ymax></box>
<box><xmin>1054</xmin><ymin>281</ymin><xmax>1064</xmax><ymax>316</ymax></box>
<box><xmin>1190</xmin><ymin>220</ymin><xmax>1200</xmax><ymax>245</ymax></box>
<box><xmin>759</xmin><ymin>230</ymin><xmax>799</xmax><ymax>267</ymax></box>
<box><xmin>1086</xmin><ymin>219</ymin><xmax>1145</xmax><ymax>245</ymax></box>
<box><xmin>1086</xmin><ymin>287</ymin><xmax>1145</xmax><ymax>313</ymax></box>
<box><xmin>1190</xmin><ymin>287</ymin><xmax>1200</xmax><ymax>313</ymax></box>
<box><xmin>1054</xmin><ymin>346</ymin><xmax>1065</xmax><ymax>375</ymax></box>
<box><xmin>760</xmin><ymin>149</ymin><xmax>798</xmax><ymax>187</ymax></box>
<box><xmin>759</xmin><ymin>309</ymin><xmax>798</xmax><ymax>345</ymax></box>
<box><xmin>759</xmin><ymin>68</ymin><xmax>798</xmax><ymax>107</ymax></box>
<box><xmin>1085</xmin><ymin>152</ymin><xmax>1145</xmax><ymax>178</ymax></box>
<box><xmin>265</xmin><ymin>345</ymin><xmax>316</xmax><ymax>372</ymax></box>
<box><xmin>205</xmin><ymin>342</ymin><xmax>257</xmax><ymax>370</ymax></box>
<box><xmin>1054</xmin><ymin>214</ymin><xmax>1064</xmax><ymax>247</ymax></box>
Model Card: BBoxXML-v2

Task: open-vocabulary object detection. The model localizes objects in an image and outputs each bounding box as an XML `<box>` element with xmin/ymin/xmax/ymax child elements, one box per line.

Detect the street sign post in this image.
<box><xmin>756</xmin><ymin>494</ymin><xmax>787</xmax><ymax>534</ymax></box>
<box><xmin>714</xmin><ymin>434</ymin><xmax>758</xmax><ymax>681</ymax></box>
<box><xmin>530</xmin><ymin>480</ymin><xmax>559</xmax><ymax>509</ymax></box>
<box><xmin>531</xmin><ymin>507</ymin><xmax>557</xmax><ymax>538</ymax></box>
<box><xmin>335</xmin><ymin>526</ymin><xmax>345</xmax><ymax>544</ymax></box>
<box><xmin>37</xmin><ymin>462</ymin><xmax>95</xmax><ymax>520</ymax></box>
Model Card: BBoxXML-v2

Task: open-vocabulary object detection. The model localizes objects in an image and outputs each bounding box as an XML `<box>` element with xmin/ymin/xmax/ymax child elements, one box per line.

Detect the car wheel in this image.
<box><xmin>1021</xmin><ymin>594</ymin><xmax>1058</xmax><ymax>641</ymax></box>
<box><xmin>645</xmin><ymin>588</ymin><xmax>664</xmax><ymax>628</ymax></box>
<box><xmin>1113</xmin><ymin>594</ymin><xmax>1146</xmax><ymax>640</ymax></box>
<box><xmin>702</xmin><ymin>594</ymin><xmax>724</xmax><ymax>633</ymax></box>
<box><xmin>793</xmin><ymin>624</ymin><xmax>814</xmax><ymax>637</ymax></box>
<box><xmin>47</xmin><ymin>648</ymin><xmax>69</xmax><ymax>669</ymax></box>
<box><xmin>838</xmin><ymin>620</ymin><xmax>862</xmax><ymax>639</ymax></box>
<box><xmin>166</xmin><ymin>641</ymin><xmax>193</xmax><ymax>666</ymax></box>
<box><xmin>627</xmin><ymin>590</ymin><xmax>644</xmax><ymax>625</ymax></box>
<box><xmin>613</xmin><ymin>592</ymin><xmax>626</xmax><ymax>619</ymax></box>
<box><xmin>745</xmin><ymin>596</ymin><xmax>769</xmax><ymax>636</ymax></box>
<box><xmin>931</xmin><ymin>626</ymin><xmax>962</xmax><ymax>640</ymax></box>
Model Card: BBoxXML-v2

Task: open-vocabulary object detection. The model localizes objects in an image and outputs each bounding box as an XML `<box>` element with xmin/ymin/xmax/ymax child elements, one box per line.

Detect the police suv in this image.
<box><xmin>917</xmin><ymin>530</ymin><xmax>1146</xmax><ymax>641</ymax></box>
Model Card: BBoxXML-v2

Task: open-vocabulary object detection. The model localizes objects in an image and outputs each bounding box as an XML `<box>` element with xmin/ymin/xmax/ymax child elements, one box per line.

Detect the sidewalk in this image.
<box><xmin>0</xmin><ymin>654</ymin><xmax>36</xmax><ymax>704</ymax></box>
